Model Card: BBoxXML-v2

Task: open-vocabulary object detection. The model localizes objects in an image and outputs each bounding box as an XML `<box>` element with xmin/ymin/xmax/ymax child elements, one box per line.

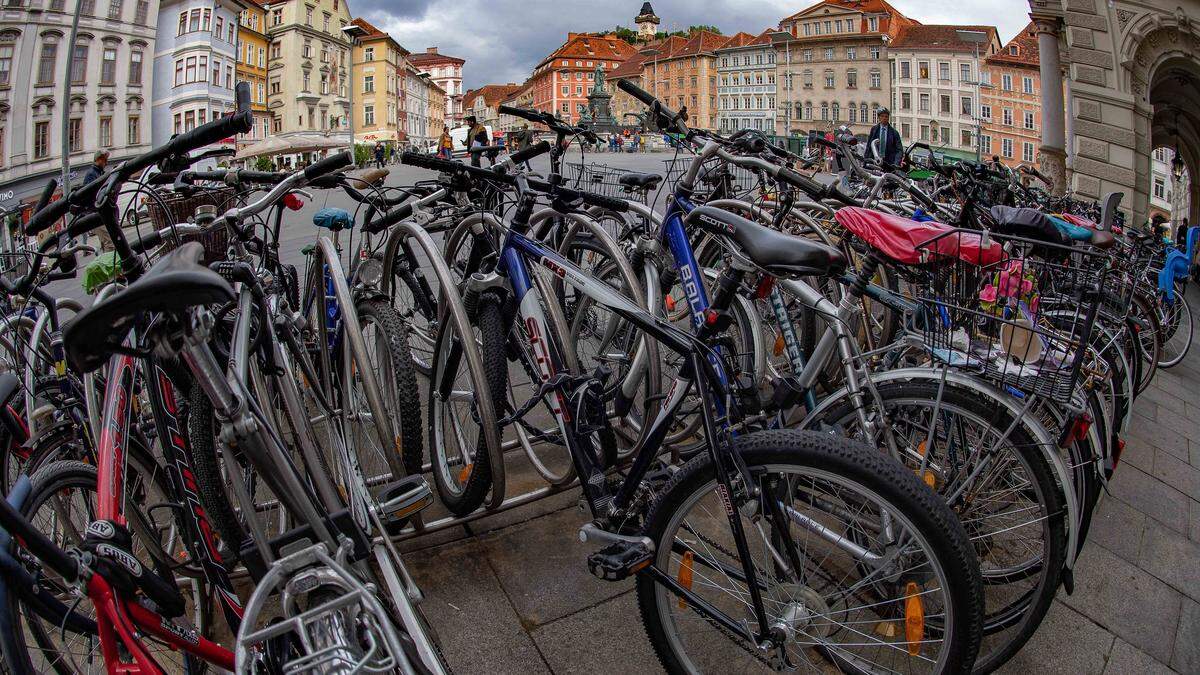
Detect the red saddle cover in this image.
<box><xmin>834</xmin><ymin>207</ymin><xmax>1004</xmax><ymax>266</ymax></box>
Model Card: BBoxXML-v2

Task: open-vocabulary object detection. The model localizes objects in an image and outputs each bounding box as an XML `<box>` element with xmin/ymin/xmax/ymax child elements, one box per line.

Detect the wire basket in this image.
<box><xmin>564</xmin><ymin>163</ymin><xmax>658</xmax><ymax>203</ymax></box>
<box><xmin>911</xmin><ymin>229</ymin><xmax>1107</xmax><ymax>405</ymax></box>
<box><xmin>662</xmin><ymin>157</ymin><xmax>761</xmax><ymax>198</ymax></box>
<box><xmin>146</xmin><ymin>186</ymin><xmax>238</xmax><ymax>264</ymax></box>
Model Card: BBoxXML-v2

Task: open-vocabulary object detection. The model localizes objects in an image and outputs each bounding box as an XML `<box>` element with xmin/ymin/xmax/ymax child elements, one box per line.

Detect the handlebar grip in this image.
<box><xmin>401</xmin><ymin>151</ymin><xmax>459</xmax><ymax>173</ymax></box>
<box><xmin>497</xmin><ymin>105</ymin><xmax>545</xmax><ymax>124</ymax></box>
<box><xmin>363</xmin><ymin>201</ymin><xmax>416</xmax><ymax>234</ymax></box>
<box><xmin>809</xmin><ymin>136</ymin><xmax>837</xmax><ymax>150</ymax></box>
<box><xmin>25</xmin><ymin>196</ymin><xmax>71</xmax><ymax>236</ymax></box>
<box><xmin>557</xmin><ymin>187</ymin><xmax>629</xmax><ymax>214</ymax></box>
<box><xmin>128</xmin><ymin>227</ymin><xmax>164</xmax><ymax>255</ymax></box>
<box><xmin>508</xmin><ymin>141</ymin><xmax>551</xmax><ymax>166</ymax></box>
<box><xmin>617</xmin><ymin>79</ymin><xmax>658</xmax><ymax>108</ymax></box>
<box><xmin>34</xmin><ymin>179</ymin><xmax>57</xmax><ymax>215</ymax></box>
<box><xmin>303</xmin><ymin>151</ymin><xmax>352</xmax><ymax>180</ymax></box>
<box><xmin>64</xmin><ymin>212</ymin><xmax>104</xmax><ymax>241</ymax></box>
<box><xmin>776</xmin><ymin>167</ymin><xmax>827</xmax><ymax>200</ymax></box>
<box><xmin>235</xmin><ymin>81</ymin><xmax>251</xmax><ymax>116</ymax></box>
<box><xmin>238</xmin><ymin>170</ymin><xmax>290</xmax><ymax>184</ymax></box>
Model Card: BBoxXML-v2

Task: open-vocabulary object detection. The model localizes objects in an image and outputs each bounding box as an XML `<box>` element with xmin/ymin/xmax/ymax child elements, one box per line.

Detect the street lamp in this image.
<box><xmin>956</xmin><ymin>29</ymin><xmax>989</xmax><ymax>163</ymax></box>
<box><xmin>641</xmin><ymin>47</ymin><xmax>660</xmax><ymax>98</ymax></box>
<box><xmin>768</xmin><ymin>30</ymin><xmax>793</xmax><ymax>137</ymax></box>
<box><xmin>342</xmin><ymin>23</ymin><xmax>368</xmax><ymax>159</ymax></box>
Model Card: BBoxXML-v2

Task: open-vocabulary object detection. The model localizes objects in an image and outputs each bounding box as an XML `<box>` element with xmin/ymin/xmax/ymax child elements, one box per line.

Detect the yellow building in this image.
<box><xmin>264</xmin><ymin>0</ymin><xmax>353</xmax><ymax>140</ymax></box>
<box><xmin>349</xmin><ymin>17</ymin><xmax>405</xmax><ymax>147</ymax></box>
<box><xmin>428</xmin><ymin>81</ymin><xmax>447</xmax><ymax>138</ymax></box>
<box><xmin>237</xmin><ymin>0</ymin><xmax>270</xmax><ymax>146</ymax></box>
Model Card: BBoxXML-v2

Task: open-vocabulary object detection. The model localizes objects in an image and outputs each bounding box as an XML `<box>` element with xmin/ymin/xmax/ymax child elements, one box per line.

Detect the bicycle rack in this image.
<box><xmin>23</xmin><ymin>298</ymin><xmax>83</xmax><ymax>437</ymax></box>
<box><xmin>380</xmin><ymin>218</ymin><xmax>506</xmax><ymax>511</ymax></box>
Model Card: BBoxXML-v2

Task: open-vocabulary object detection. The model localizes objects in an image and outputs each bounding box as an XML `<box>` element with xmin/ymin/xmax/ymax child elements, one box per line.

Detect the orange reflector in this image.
<box><xmin>904</xmin><ymin>581</ymin><xmax>924</xmax><ymax>656</ymax></box>
<box><xmin>665</xmin><ymin>295</ymin><xmax>676</xmax><ymax>312</ymax></box>
<box><xmin>922</xmin><ymin>471</ymin><xmax>936</xmax><ymax>488</ymax></box>
<box><xmin>458</xmin><ymin>463</ymin><xmax>473</xmax><ymax>484</ymax></box>
<box><xmin>773</xmin><ymin>334</ymin><xmax>786</xmax><ymax>357</ymax></box>
<box><xmin>677</xmin><ymin>551</ymin><xmax>694</xmax><ymax>610</ymax></box>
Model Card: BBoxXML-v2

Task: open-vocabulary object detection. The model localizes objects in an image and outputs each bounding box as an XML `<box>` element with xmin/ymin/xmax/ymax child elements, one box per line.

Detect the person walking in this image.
<box><xmin>83</xmin><ymin>149</ymin><xmax>109</xmax><ymax>185</ymax></box>
<box><xmin>438</xmin><ymin>126</ymin><xmax>454</xmax><ymax>159</ymax></box>
<box><xmin>373</xmin><ymin>143</ymin><xmax>385</xmax><ymax>169</ymax></box>
<box><xmin>1175</xmin><ymin>216</ymin><xmax>1190</xmax><ymax>249</ymax></box>
<box><xmin>465</xmin><ymin>116</ymin><xmax>489</xmax><ymax>167</ymax></box>
<box><xmin>866</xmin><ymin>107</ymin><xmax>903</xmax><ymax>167</ymax></box>
<box><xmin>515</xmin><ymin>124</ymin><xmax>534</xmax><ymax>168</ymax></box>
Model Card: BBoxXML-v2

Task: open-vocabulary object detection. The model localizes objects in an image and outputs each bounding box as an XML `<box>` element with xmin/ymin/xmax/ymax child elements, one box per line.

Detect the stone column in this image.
<box><xmin>1034</xmin><ymin>16</ymin><xmax>1068</xmax><ymax>195</ymax></box>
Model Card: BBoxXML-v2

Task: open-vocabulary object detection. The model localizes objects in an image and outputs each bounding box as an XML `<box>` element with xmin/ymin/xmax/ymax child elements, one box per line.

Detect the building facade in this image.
<box><xmin>715</xmin><ymin>31</ymin><xmax>776</xmax><ymax>134</ymax></box>
<box><xmin>888</xmin><ymin>24</ymin><xmax>999</xmax><ymax>162</ymax></box>
<box><xmin>153</xmin><ymin>0</ymin><xmax>246</xmax><ymax>160</ymax></box>
<box><xmin>349</xmin><ymin>17</ymin><xmax>403</xmax><ymax>147</ymax></box>
<box><xmin>237</xmin><ymin>0</ymin><xmax>270</xmax><ymax>146</ymax></box>
<box><xmin>643</xmin><ymin>30</ymin><xmax>726</xmax><ymax>131</ymax></box>
<box><xmin>264</xmin><ymin>0</ymin><xmax>352</xmax><ymax>140</ymax></box>
<box><xmin>0</xmin><ymin>0</ymin><xmax>157</xmax><ymax>211</ymax></box>
<box><xmin>774</xmin><ymin>0</ymin><xmax>914</xmax><ymax>136</ymax></box>
<box><xmin>981</xmin><ymin>23</ymin><xmax>1042</xmax><ymax>168</ymax></box>
<box><xmin>406</xmin><ymin>47</ymin><xmax>464</xmax><ymax>126</ymax></box>
<box><xmin>427</xmin><ymin>80</ymin><xmax>445</xmax><ymax>137</ymax></box>
<box><xmin>465</xmin><ymin>83</ymin><xmax>523</xmax><ymax>131</ymax></box>
<box><xmin>634</xmin><ymin>2</ymin><xmax>659</xmax><ymax>41</ymax></box>
<box><xmin>529</xmin><ymin>32</ymin><xmax>635</xmax><ymax>125</ymax></box>
<box><xmin>403</xmin><ymin>64</ymin><xmax>431</xmax><ymax>149</ymax></box>
<box><xmin>608</xmin><ymin>49</ymin><xmax>652</xmax><ymax>128</ymax></box>
<box><xmin>496</xmin><ymin>83</ymin><xmax>533</xmax><ymax>132</ymax></box>
<box><xmin>1149</xmin><ymin>146</ymin><xmax>1192</xmax><ymax>226</ymax></box>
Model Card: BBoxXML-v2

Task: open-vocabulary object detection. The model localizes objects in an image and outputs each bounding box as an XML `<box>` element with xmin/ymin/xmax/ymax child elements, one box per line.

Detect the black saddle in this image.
<box><xmin>685</xmin><ymin>206</ymin><xmax>846</xmax><ymax>278</ymax></box>
<box><xmin>618</xmin><ymin>172</ymin><xmax>662</xmax><ymax>190</ymax></box>
<box><xmin>65</xmin><ymin>242</ymin><xmax>235</xmax><ymax>373</ymax></box>
<box><xmin>989</xmin><ymin>206</ymin><xmax>1071</xmax><ymax>246</ymax></box>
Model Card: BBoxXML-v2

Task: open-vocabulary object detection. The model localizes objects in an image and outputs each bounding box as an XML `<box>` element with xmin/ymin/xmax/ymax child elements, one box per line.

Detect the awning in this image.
<box><xmin>233</xmin><ymin>133</ymin><xmax>351</xmax><ymax>160</ymax></box>
<box><xmin>355</xmin><ymin>130</ymin><xmax>398</xmax><ymax>143</ymax></box>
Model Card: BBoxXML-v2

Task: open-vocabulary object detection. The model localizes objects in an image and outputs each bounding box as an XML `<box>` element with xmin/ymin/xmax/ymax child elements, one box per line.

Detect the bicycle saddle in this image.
<box><xmin>65</xmin><ymin>242</ymin><xmax>235</xmax><ymax>373</ymax></box>
<box><xmin>685</xmin><ymin>206</ymin><xmax>846</xmax><ymax>278</ymax></box>
<box><xmin>312</xmin><ymin>207</ymin><xmax>353</xmax><ymax>231</ymax></box>
<box><xmin>1058</xmin><ymin>213</ymin><xmax>1115</xmax><ymax>249</ymax></box>
<box><xmin>618</xmin><ymin>172</ymin><xmax>663</xmax><ymax>190</ymax></box>
<box><xmin>989</xmin><ymin>206</ymin><xmax>1072</xmax><ymax>247</ymax></box>
<box><xmin>348</xmin><ymin>168</ymin><xmax>389</xmax><ymax>188</ymax></box>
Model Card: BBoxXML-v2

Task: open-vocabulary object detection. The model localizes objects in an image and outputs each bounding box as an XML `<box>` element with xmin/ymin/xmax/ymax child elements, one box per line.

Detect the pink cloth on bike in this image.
<box><xmin>834</xmin><ymin>207</ymin><xmax>1004</xmax><ymax>266</ymax></box>
<box><xmin>1059</xmin><ymin>213</ymin><xmax>1098</xmax><ymax>230</ymax></box>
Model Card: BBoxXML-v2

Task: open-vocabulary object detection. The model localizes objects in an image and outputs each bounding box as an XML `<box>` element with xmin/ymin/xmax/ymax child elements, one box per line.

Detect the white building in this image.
<box><xmin>404</xmin><ymin>64</ymin><xmax>430</xmax><ymax>149</ymax></box>
<box><xmin>1150</xmin><ymin>146</ymin><xmax>1192</xmax><ymax>229</ymax></box>
<box><xmin>888</xmin><ymin>24</ymin><xmax>1000</xmax><ymax>162</ymax></box>
<box><xmin>715</xmin><ymin>31</ymin><xmax>776</xmax><ymax>135</ymax></box>
<box><xmin>0</xmin><ymin>0</ymin><xmax>157</xmax><ymax>216</ymax></box>
<box><xmin>406</xmin><ymin>47</ymin><xmax>465</xmax><ymax>126</ymax></box>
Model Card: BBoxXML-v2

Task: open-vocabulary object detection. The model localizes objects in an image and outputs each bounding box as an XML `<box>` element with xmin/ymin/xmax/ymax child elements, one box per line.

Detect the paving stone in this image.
<box><xmin>530</xmin><ymin>592</ymin><xmax>663</xmax><ymax>674</ymax></box>
<box><xmin>1190</xmin><ymin>499</ymin><xmax>1200</xmax><ymax>543</ymax></box>
<box><xmin>1138</xmin><ymin>520</ymin><xmax>1200</xmax><ymax>603</ymax></box>
<box><xmin>1062</xmin><ymin>543</ymin><xmax>1183</xmax><ymax>664</ymax></box>
<box><xmin>1132</xmin><ymin>400</ymin><xmax>1159</xmax><ymax>423</ymax></box>
<box><xmin>1107</xmin><ymin>464</ymin><xmax>1189</xmax><ymax>535</ymax></box>
<box><xmin>1151</xmin><ymin>448</ymin><xmax>1200</xmax><ymax>500</ymax></box>
<box><xmin>406</xmin><ymin>540</ymin><xmax>551</xmax><ymax>674</ymax></box>
<box><xmin>481</xmin><ymin>506</ymin><xmax>633</xmax><ymax>627</ymax></box>
<box><xmin>996</xmin><ymin>601</ymin><xmax>1113</xmax><ymax>675</ymax></box>
<box><xmin>1173</xmin><ymin>597</ymin><xmax>1200</xmax><ymax>674</ymax></box>
<box><xmin>1088</xmin><ymin>495</ymin><xmax>1145</xmax><ymax>564</ymax></box>
<box><xmin>1127</xmin><ymin>422</ymin><xmax>1190</xmax><ymax>462</ymax></box>
<box><xmin>1141</xmin><ymin>385</ymin><xmax>1187</xmax><ymax>418</ymax></box>
<box><xmin>1118</xmin><ymin>436</ymin><xmax>1154</xmax><ymax>473</ymax></box>
<box><xmin>1103</xmin><ymin>638</ymin><xmax>1174</xmax><ymax>674</ymax></box>
<box><xmin>1192</xmin><ymin>438</ymin><xmax>1200</xmax><ymax>469</ymax></box>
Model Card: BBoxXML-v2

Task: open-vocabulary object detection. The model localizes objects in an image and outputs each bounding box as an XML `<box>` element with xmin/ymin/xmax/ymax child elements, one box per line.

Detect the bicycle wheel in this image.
<box><xmin>349</xmin><ymin>298</ymin><xmax>424</xmax><ymax>482</ymax></box>
<box><xmin>1129</xmin><ymin>291</ymin><xmax>1161</xmax><ymax>394</ymax></box>
<box><xmin>814</xmin><ymin>380</ymin><xmax>1066</xmax><ymax>673</ymax></box>
<box><xmin>637</xmin><ymin>429</ymin><xmax>984</xmax><ymax>673</ymax></box>
<box><xmin>1156</xmin><ymin>291</ymin><xmax>1193</xmax><ymax>369</ymax></box>
<box><xmin>427</xmin><ymin>292</ymin><xmax>506</xmax><ymax>515</ymax></box>
<box><xmin>7</xmin><ymin>459</ymin><xmax>210</xmax><ymax>674</ymax></box>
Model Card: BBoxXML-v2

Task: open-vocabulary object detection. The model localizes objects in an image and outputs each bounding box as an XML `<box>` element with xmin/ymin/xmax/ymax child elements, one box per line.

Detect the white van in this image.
<box><xmin>449</xmin><ymin>124</ymin><xmax>493</xmax><ymax>156</ymax></box>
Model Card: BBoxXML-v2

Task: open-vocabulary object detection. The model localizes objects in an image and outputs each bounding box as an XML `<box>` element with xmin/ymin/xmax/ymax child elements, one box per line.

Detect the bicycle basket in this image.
<box><xmin>911</xmin><ymin>229</ymin><xmax>1107</xmax><ymax>405</ymax></box>
<box><xmin>146</xmin><ymin>186</ymin><xmax>238</xmax><ymax>264</ymax></box>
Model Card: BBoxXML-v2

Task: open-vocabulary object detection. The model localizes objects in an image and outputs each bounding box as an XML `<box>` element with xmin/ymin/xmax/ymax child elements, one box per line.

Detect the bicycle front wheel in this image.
<box><xmin>638</xmin><ymin>429</ymin><xmax>983</xmax><ymax>674</ymax></box>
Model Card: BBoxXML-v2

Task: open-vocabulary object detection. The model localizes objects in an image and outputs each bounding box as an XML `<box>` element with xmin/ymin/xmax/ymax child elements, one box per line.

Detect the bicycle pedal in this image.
<box><xmin>586</xmin><ymin>541</ymin><xmax>653</xmax><ymax>582</ymax></box>
<box><xmin>376</xmin><ymin>475</ymin><xmax>434</xmax><ymax>534</ymax></box>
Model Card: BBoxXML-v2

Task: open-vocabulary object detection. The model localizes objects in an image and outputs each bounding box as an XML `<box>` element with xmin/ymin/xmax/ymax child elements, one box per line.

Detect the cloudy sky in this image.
<box><xmin>356</xmin><ymin>0</ymin><xmax>1031</xmax><ymax>89</ymax></box>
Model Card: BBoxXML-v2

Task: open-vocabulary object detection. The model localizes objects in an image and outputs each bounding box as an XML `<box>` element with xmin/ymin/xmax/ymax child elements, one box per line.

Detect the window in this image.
<box><xmin>302</xmin><ymin>41</ymin><xmax>311</xmax><ymax>59</ymax></box>
<box><xmin>70</xmin><ymin>43</ymin><xmax>87</xmax><ymax>83</ymax></box>
<box><xmin>849</xmin><ymin>106</ymin><xmax>857</xmax><ymax>123</ymax></box>
<box><xmin>305</xmin><ymin>5</ymin><xmax>313</xmax><ymax>25</ymax></box>
<box><xmin>99</xmin><ymin>116</ymin><xmax>112</xmax><ymax>147</ymax></box>
<box><xmin>1009</xmin><ymin>45</ymin><xmax>1019</xmax><ymax>56</ymax></box>
<box><xmin>271</xmin><ymin>42</ymin><xmax>280</xmax><ymax>59</ymax></box>
<box><xmin>68</xmin><ymin>117</ymin><xmax>81</xmax><ymax>153</ymax></box>
<box><xmin>101</xmin><ymin>47</ymin><xmax>116</xmax><ymax>85</ymax></box>
<box><xmin>920</xmin><ymin>125</ymin><xmax>929</xmax><ymax>140</ymax></box>
<box><xmin>939</xmin><ymin>95</ymin><xmax>951</xmax><ymax>114</ymax></box>
<box><xmin>846</xmin><ymin>47</ymin><xmax>856</xmax><ymax>60</ymax></box>
<box><xmin>919</xmin><ymin>93</ymin><xmax>930</xmax><ymax>112</ymax></box>
<box><xmin>961</xmin><ymin>96</ymin><xmax>972</xmax><ymax>117</ymax></box>
<box><xmin>188</xmin><ymin>8</ymin><xmax>201</xmax><ymax>32</ymax></box>
<box><xmin>869</xmin><ymin>17</ymin><xmax>878</xmax><ymax>31</ymax></box>
<box><xmin>271</xmin><ymin>8</ymin><xmax>281</xmax><ymax>25</ymax></box>
<box><xmin>270</xmin><ymin>78</ymin><xmax>280</xmax><ymax>94</ymax></box>
<box><xmin>1023</xmin><ymin>111</ymin><xmax>1035</xmax><ymax>130</ymax></box>
<box><xmin>980</xmin><ymin>104</ymin><xmax>991</xmax><ymax>121</ymax></box>
<box><xmin>802</xmin><ymin>49</ymin><xmax>812</xmax><ymax>63</ymax></box>
<box><xmin>960</xmin><ymin>63</ymin><xmax>971</xmax><ymax>83</ymax></box>
<box><xmin>1002</xmin><ymin>137</ymin><xmax>1013</xmax><ymax>158</ymax></box>
<box><xmin>900</xmin><ymin>61</ymin><xmax>910</xmax><ymax>79</ymax></box>
<box><xmin>0</xmin><ymin>45</ymin><xmax>11</xmax><ymax>86</ymax></box>
<box><xmin>832</xmin><ymin>102</ymin><xmax>839</xmax><ymax>120</ymax></box>
<box><xmin>211</xmin><ymin>58</ymin><xmax>220</xmax><ymax>86</ymax></box>
<box><xmin>561</xmin><ymin>85</ymin><xmax>568</xmax><ymax>95</ymax></box>
<box><xmin>835</xmin><ymin>19</ymin><xmax>842</xmax><ymax>33</ymax></box>
<box><xmin>900</xmin><ymin>92</ymin><xmax>911</xmax><ymax>109</ymax></box>
<box><xmin>1022</xmin><ymin>77</ymin><xmax>1034</xmax><ymax>94</ymax></box>
<box><xmin>870</xmin><ymin>47</ymin><xmax>880</xmax><ymax>59</ymax></box>
<box><xmin>79</xmin><ymin>0</ymin><xmax>93</xmax><ymax>14</ymax></box>
<box><xmin>364</xmin><ymin>104</ymin><xmax>374</xmax><ymax>125</ymax></box>
<box><xmin>323</xmin><ymin>13</ymin><xmax>329</xmax><ymax>31</ymax></box>
<box><xmin>824</xmin><ymin>71</ymin><xmax>834</xmax><ymax>88</ymax></box>
<box><xmin>918</xmin><ymin>61</ymin><xmax>929</xmax><ymax>79</ymax></box>
<box><xmin>938</xmin><ymin>62</ymin><xmax>950</xmax><ymax>82</ymax></box>
<box><xmin>869</xmin><ymin>71</ymin><xmax>880</xmax><ymax>89</ymax></box>
<box><xmin>1154</xmin><ymin>177</ymin><xmax>1166</xmax><ymax>199</ymax></box>
<box><xmin>824</xmin><ymin>47</ymin><xmax>834</xmax><ymax>60</ymax></box>
<box><xmin>1003</xmin><ymin>108</ymin><xmax>1013</xmax><ymax>126</ymax></box>
<box><xmin>901</xmin><ymin>122</ymin><xmax>910</xmax><ymax>137</ymax></box>
<box><xmin>847</xmin><ymin>71</ymin><xmax>857</xmax><ymax>88</ymax></box>
<box><xmin>258</xmin><ymin>48</ymin><xmax>264</xmax><ymax>67</ymax></box>
<box><xmin>940</xmin><ymin>127</ymin><xmax>949</xmax><ymax>144</ymax></box>
<box><xmin>128</xmin><ymin>49</ymin><xmax>143</xmax><ymax>85</ymax></box>
<box><xmin>202</xmin><ymin>8</ymin><xmax>210</xmax><ymax>30</ymax></box>
<box><xmin>820</xmin><ymin>102</ymin><xmax>828</xmax><ymax>120</ymax></box>
<box><xmin>215</xmin><ymin>16</ymin><xmax>223</xmax><ymax>38</ymax></box>
<box><xmin>961</xmin><ymin>129</ymin><xmax>972</xmax><ymax>147</ymax></box>
<box><xmin>980</xmin><ymin>134</ymin><xmax>991</xmax><ymax>154</ymax></box>
<box><xmin>1001</xmin><ymin>73</ymin><xmax>1012</xmax><ymax>91</ymax></box>
<box><xmin>302</xmin><ymin>71</ymin><xmax>309</xmax><ymax>91</ymax></box>
<box><xmin>364</xmin><ymin>47</ymin><xmax>374</xmax><ymax>61</ymax></box>
<box><xmin>106</xmin><ymin>0</ymin><xmax>120</xmax><ymax>19</ymax></box>
<box><xmin>273</xmin><ymin>116</ymin><xmax>281</xmax><ymax>133</ymax></box>
<box><xmin>802</xmin><ymin>70</ymin><xmax>812</xmax><ymax>88</ymax></box>
<box><xmin>34</xmin><ymin>121</ymin><xmax>49</xmax><ymax>159</ymax></box>
<box><xmin>1022</xmin><ymin>141</ymin><xmax>1034</xmax><ymax>163</ymax></box>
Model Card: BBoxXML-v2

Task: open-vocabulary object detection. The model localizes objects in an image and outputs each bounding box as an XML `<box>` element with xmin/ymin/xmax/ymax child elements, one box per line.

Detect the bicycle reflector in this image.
<box><xmin>904</xmin><ymin>581</ymin><xmax>924</xmax><ymax>656</ymax></box>
<box><xmin>677</xmin><ymin>551</ymin><xmax>694</xmax><ymax>610</ymax></box>
<box><xmin>283</xmin><ymin>193</ymin><xmax>305</xmax><ymax>211</ymax></box>
<box><xmin>1059</xmin><ymin>414</ymin><xmax>1092</xmax><ymax>447</ymax></box>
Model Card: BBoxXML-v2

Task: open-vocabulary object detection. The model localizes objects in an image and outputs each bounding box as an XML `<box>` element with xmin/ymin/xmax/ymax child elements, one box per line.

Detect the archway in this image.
<box><xmin>1146</xmin><ymin>55</ymin><xmax>1200</xmax><ymax>225</ymax></box>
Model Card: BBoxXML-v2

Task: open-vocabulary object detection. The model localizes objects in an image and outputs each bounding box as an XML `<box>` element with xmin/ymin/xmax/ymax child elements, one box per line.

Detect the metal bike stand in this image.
<box><xmin>379</xmin><ymin>220</ymin><xmax>506</xmax><ymax>512</ymax></box>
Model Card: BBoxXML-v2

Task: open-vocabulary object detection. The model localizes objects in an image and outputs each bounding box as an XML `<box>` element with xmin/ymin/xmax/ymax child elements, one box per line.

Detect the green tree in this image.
<box><xmin>255</xmin><ymin>155</ymin><xmax>274</xmax><ymax>171</ymax></box>
<box><xmin>612</xmin><ymin>25</ymin><xmax>639</xmax><ymax>44</ymax></box>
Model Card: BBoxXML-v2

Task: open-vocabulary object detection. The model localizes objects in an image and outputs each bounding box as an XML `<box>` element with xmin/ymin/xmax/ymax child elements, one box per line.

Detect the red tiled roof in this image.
<box><xmin>349</xmin><ymin>17</ymin><xmax>388</xmax><ymax>40</ymax></box>
<box><xmin>610</xmin><ymin>50</ymin><xmax>651</xmax><ymax>79</ymax></box>
<box><xmin>889</xmin><ymin>24</ymin><xmax>998</xmax><ymax>51</ymax></box>
<box><xmin>535</xmin><ymin>32</ymin><xmax>638</xmax><ymax>70</ymax></box>
<box><xmin>717</xmin><ymin>30</ymin><xmax>774</xmax><ymax>50</ymax></box>
<box><xmin>408</xmin><ymin>47</ymin><xmax>465</xmax><ymax>66</ymax></box>
<box><xmin>468</xmin><ymin>83</ymin><xmax>526</xmax><ymax>108</ymax></box>
<box><xmin>780</xmin><ymin>0</ymin><xmax>917</xmax><ymax>38</ymax></box>
<box><xmin>674</xmin><ymin>30</ymin><xmax>731</xmax><ymax>57</ymax></box>
<box><xmin>986</xmin><ymin>22</ymin><xmax>1040</xmax><ymax>67</ymax></box>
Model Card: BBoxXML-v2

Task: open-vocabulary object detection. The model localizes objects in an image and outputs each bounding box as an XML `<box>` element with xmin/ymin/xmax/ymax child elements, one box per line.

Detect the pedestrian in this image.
<box><xmin>1175</xmin><ymin>216</ymin><xmax>1190</xmax><ymax>249</ymax></box>
<box><xmin>866</xmin><ymin>107</ymin><xmax>903</xmax><ymax>168</ymax></box>
<box><xmin>438</xmin><ymin>126</ymin><xmax>454</xmax><ymax>159</ymax></box>
<box><xmin>616</xmin><ymin>135</ymin><xmax>624</xmax><ymax>153</ymax></box>
<box><xmin>465</xmin><ymin>115</ymin><xmax>488</xmax><ymax>167</ymax></box>
<box><xmin>374</xmin><ymin>143</ymin><xmax>385</xmax><ymax>169</ymax></box>
<box><xmin>83</xmin><ymin>149</ymin><xmax>109</xmax><ymax>186</ymax></box>
<box><xmin>830</xmin><ymin>125</ymin><xmax>857</xmax><ymax>191</ymax></box>
<box><xmin>516</xmin><ymin>124</ymin><xmax>533</xmax><ymax>169</ymax></box>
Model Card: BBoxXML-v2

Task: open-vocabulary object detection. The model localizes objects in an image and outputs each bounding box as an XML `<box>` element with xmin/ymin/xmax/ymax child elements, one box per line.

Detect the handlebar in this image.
<box><xmin>616</xmin><ymin>79</ymin><xmax>689</xmax><ymax>136</ymax></box>
<box><xmin>506</xmin><ymin>141</ymin><xmax>552</xmax><ymax>167</ymax></box>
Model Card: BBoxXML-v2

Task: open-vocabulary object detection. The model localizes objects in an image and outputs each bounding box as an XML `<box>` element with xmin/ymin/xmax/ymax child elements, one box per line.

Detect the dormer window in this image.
<box><xmin>1009</xmin><ymin>45</ymin><xmax>1019</xmax><ymax>56</ymax></box>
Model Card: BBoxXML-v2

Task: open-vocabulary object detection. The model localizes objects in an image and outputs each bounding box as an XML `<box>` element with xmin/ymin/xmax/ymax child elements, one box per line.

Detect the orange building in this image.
<box><xmin>638</xmin><ymin>30</ymin><xmax>729</xmax><ymax>131</ymax></box>
<box><xmin>981</xmin><ymin>23</ymin><xmax>1042</xmax><ymax>169</ymax></box>
<box><xmin>528</xmin><ymin>32</ymin><xmax>637</xmax><ymax>124</ymax></box>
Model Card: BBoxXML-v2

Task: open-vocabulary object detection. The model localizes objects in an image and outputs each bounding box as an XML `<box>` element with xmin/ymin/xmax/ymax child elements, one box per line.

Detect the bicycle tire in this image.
<box><xmin>636</xmin><ymin>429</ymin><xmax>984</xmax><ymax>673</ymax></box>
<box><xmin>354</xmin><ymin>298</ymin><xmax>425</xmax><ymax>479</ymax></box>
<box><xmin>428</xmin><ymin>292</ymin><xmax>506</xmax><ymax>516</ymax></box>
<box><xmin>1156</xmin><ymin>292</ymin><xmax>1193</xmax><ymax>368</ymax></box>
<box><xmin>1130</xmin><ymin>291</ymin><xmax>1161</xmax><ymax>395</ymax></box>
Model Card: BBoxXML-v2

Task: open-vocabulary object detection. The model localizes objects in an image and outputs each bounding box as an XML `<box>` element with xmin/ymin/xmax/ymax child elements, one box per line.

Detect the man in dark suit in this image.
<box><xmin>866</xmin><ymin>107</ymin><xmax>903</xmax><ymax>167</ymax></box>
